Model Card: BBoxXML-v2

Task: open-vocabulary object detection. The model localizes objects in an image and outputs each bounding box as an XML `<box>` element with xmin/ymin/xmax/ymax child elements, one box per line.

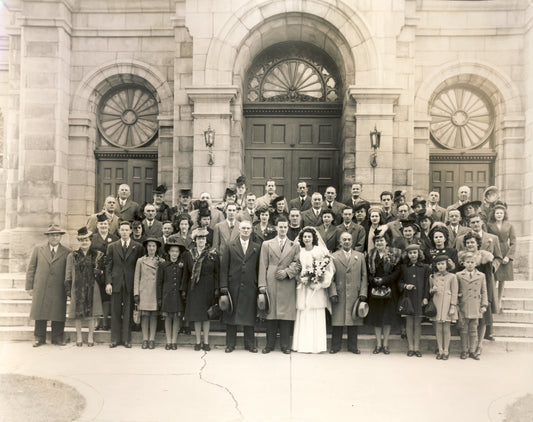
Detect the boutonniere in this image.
<box><xmin>178</xmin><ymin>262</ymin><xmax>184</xmax><ymax>268</ymax></box>
<box><xmin>107</xmin><ymin>238</ymin><xmax>112</xmax><ymax>243</ymax></box>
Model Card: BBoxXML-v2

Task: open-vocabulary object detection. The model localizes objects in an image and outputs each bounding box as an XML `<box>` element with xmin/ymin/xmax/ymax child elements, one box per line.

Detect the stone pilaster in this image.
<box><xmin>185</xmin><ymin>86</ymin><xmax>238</xmax><ymax>199</ymax></box>
<box><xmin>349</xmin><ymin>87</ymin><xmax>401</xmax><ymax>202</ymax></box>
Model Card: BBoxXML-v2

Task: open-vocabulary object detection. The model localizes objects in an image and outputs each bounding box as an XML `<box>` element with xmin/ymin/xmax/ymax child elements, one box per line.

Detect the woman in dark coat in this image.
<box><xmin>157</xmin><ymin>238</ymin><xmax>188</xmax><ymax>350</ymax></box>
<box><xmin>194</xmin><ymin>208</ymin><xmax>214</xmax><ymax>247</ymax></box>
<box><xmin>183</xmin><ymin>229</ymin><xmax>220</xmax><ymax>351</ymax></box>
<box><xmin>65</xmin><ymin>227</ymin><xmax>104</xmax><ymax>347</ymax></box>
<box><xmin>316</xmin><ymin>209</ymin><xmax>338</xmax><ymax>252</ymax></box>
<box><xmin>252</xmin><ymin>206</ymin><xmax>277</xmax><ymax>245</ymax></box>
<box><xmin>422</xmin><ymin>224</ymin><xmax>459</xmax><ymax>271</ymax></box>
<box><xmin>90</xmin><ymin>212</ymin><xmax>118</xmax><ymax>330</ymax></box>
<box><xmin>366</xmin><ymin>228</ymin><xmax>401</xmax><ymax>354</ymax></box>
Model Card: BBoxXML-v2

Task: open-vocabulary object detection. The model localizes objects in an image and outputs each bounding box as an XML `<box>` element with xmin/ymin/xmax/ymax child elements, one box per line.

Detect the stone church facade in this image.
<box><xmin>0</xmin><ymin>0</ymin><xmax>531</xmax><ymax>274</ymax></box>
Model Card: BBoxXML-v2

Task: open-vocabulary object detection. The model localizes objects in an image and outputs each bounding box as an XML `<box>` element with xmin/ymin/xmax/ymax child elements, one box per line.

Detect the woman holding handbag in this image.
<box><xmin>366</xmin><ymin>228</ymin><xmax>401</xmax><ymax>354</ymax></box>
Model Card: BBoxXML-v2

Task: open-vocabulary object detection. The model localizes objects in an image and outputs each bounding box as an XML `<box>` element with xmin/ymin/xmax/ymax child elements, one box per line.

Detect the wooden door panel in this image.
<box><xmin>430</xmin><ymin>162</ymin><xmax>492</xmax><ymax>207</ymax></box>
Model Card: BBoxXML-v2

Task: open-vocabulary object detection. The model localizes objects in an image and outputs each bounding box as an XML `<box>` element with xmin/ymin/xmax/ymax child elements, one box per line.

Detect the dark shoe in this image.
<box><xmin>415</xmin><ymin>351</ymin><xmax>422</xmax><ymax>358</ymax></box>
<box><xmin>33</xmin><ymin>340</ymin><xmax>45</xmax><ymax>348</ymax></box>
<box><xmin>442</xmin><ymin>353</ymin><xmax>449</xmax><ymax>360</ymax></box>
<box><xmin>372</xmin><ymin>346</ymin><xmax>382</xmax><ymax>354</ymax></box>
<box><xmin>149</xmin><ymin>341</ymin><xmax>156</xmax><ymax>350</ymax></box>
<box><xmin>165</xmin><ymin>344</ymin><xmax>171</xmax><ymax>350</ymax></box>
<box><xmin>460</xmin><ymin>352</ymin><xmax>468</xmax><ymax>360</ymax></box>
<box><xmin>400</xmin><ymin>329</ymin><xmax>407</xmax><ymax>339</ymax></box>
<box><xmin>281</xmin><ymin>348</ymin><xmax>291</xmax><ymax>354</ymax></box>
<box><xmin>172</xmin><ymin>343</ymin><xmax>177</xmax><ymax>350</ymax></box>
<box><xmin>262</xmin><ymin>347</ymin><xmax>272</xmax><ymax>354</ymax></box>
<box><xmin>225</xmin><ymin>346</ymin><xmax>234</xmax><ymax>353</ymax></box>
<box><xmin>124</xmin><ymin>343</ymin><xmax>132</xmax><ymax>348</ymax></box>
<box><xmin>76</xmin><ymin>342</ymin><xmax>83</xmax><ymax>347</ymax></box>
<box><xmin>102</xmin><ymin>324</ymin><xmax>109</xmax><ymax>331</ymax></box>
<box><xmin>469</xmin><ymin>352</ymin><xmax>480</xmax><ymax>360</ymax></box>
<box><xmin>436</xmin><ymin>353</ymin><xmax>442</xmax><ymax>360</ymax></box>
<box><xmin>248</xmin><ymin>347</ymin><xmax>258</xmax><ymax>353</ymax></box>
<box><xmin>194</xmin><ymin>343</ymin><xmax>202</xmax><ymax>351</ymax></box>
<box><xmin>109</xmin><ymin>342</ymin><xmax>118</xmax><ymax>348</ymax></box>
<box><xmin>87</xmin><ymin>342</ymin><xmax>94</xmax><ymax>347</ymax></box>
<box><xmin>202</xmin><ymin>344</ymin><xmax>211</xmax><ymax>351</ymax></box>
<box><xmin>141</xmin><ymin>341</ymin><xmax>148</xmax><ymax>349</ymax></box>
<box><xmin>349</xmin><ymin>348</ymin><xmax>361</xmax><ymax>354</ymax></box>
<box><xmin>329</xmin><ymin>348</ymin><xmax>340</xmax><ymax>354</ymax></box>
<box><xmin>407</xmin><ymin>350</ymin><xmax>414</xmax><ymax>357</ymax></box>
<box><xmin>383</xmin><ymin>346</ymin><xmax>390</xmax><ymax>355</ymax></box>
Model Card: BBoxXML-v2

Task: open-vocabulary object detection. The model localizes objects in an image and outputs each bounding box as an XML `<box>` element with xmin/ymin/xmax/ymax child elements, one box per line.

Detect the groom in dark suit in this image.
<box><xmin>105</xmin><ymin>221</ymin><xmax>144</xmax><ymax>348</ymax></box>
<box><xmin>220</xmin><ymin>220</ymin><xmax>261</xmax><ymax>353</ymax></box>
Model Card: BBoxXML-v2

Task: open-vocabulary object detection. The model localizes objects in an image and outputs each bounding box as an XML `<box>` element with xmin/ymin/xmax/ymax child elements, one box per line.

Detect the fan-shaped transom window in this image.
<box><xmin>430</xmin><ymin>84</ymin><xmax>494</xmax><ymax>150</ymax></box>
<box><xmin>246</xmin><ymin>43</ymin><xmax>341</xmax><ymax>103</ymax></box>
<box><xmin>97</xmin><ymin>84</ymin><xmax>158</xmax><ymax>149</ymax></box>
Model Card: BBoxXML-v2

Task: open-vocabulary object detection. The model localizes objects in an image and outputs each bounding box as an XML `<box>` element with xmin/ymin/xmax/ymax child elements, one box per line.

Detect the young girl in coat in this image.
<box><xmin>429</xmin><ymin>254</ymin><xmax>458</xmax><ymax>360</ymax></box>
<box><xmin>157</xmin><ymin>238</ymin><xmax>189</xmax><ymax>350</ymax></box>
<box><xmin>456</xmin><ymin>252</ymin><xmax>488</xmax><ymax>360</ymax></box>
<box><xmin>398</xmin><ymin>244</ymin><xmax>430</xmax><ymax>357</ymax></box>
<box><xmin>134</xmin><ymin>238</ymin><xmax>165</xmax><ymax>350</ymax></box>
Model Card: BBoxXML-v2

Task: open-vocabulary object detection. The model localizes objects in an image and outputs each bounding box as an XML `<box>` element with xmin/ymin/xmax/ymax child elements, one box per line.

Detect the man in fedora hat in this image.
<box><xmin>26</xmin><ymin>224</ymin><xmax>71</xmax><ymax>347</ymax></box>
<box><xmin>329</xmin><ymin>232</ymin><xmax>368</xmax><ymax>354</ymax></box>
<box><xmin>140</xmin><ymin>184</ymin><xmax>171</xmax><ymax>221</ymax></box>
<box><xmin>172</xmin><ymin>188</ymin><xmax>193</xmax><ymax>217</ymax></box>
<box><xmin>220</xmin><ymin>220</ymin><xmax>261</xmax><ymax>353</ymax></box>
<box><xmin>105</xmin><ymin>220</ymin><xmax>145</xmax><ymax>348</ymax></box>
<box><xmin>258</xmin><ymin>216</ymin><xmax>301</xmax><ymax>354</ymax></box>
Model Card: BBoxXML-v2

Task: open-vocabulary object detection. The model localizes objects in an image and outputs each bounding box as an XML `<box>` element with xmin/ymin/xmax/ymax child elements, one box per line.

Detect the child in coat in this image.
<box><xmin>456</xmin><ymin>252</ymin><xmax>488</xmax><ymax>360</ymax></box>
<box><xmin>429</xmin><ymin>254</ymin><xmax>458</xmax><ymax>360</ymax></box>
<box><xmin>398</xmin><ymin>244</ymin><xmax>430</xmax><ymax>357</ymax></box>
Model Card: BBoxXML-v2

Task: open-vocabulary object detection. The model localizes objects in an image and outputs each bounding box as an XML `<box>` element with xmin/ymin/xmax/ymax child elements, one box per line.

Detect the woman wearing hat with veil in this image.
<box><xmin>292</xmin><ymin>226</ymin><xmax>335</xmax><ymax>353</ymax></box>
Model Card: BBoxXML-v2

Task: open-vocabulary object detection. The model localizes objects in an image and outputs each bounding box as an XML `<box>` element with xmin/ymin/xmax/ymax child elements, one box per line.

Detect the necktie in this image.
<box><xmin>279</xmin><ymin>239</ymin><xmax>285</xmax><ymax>251</ymax></box>
<box><xmin>301</xmin><ymin>198</ymin><xmax>305</xmax><ymax>207</ymax></box>
<box><xmin>229</xmin><ymin>223</ymin><xmax>234</xmax><ymax>230</ymax></box>
<box><xmin>328</xmin><ymin>202</ymin><xmax>332</xmax><ymax>209</ymax></box>
<box><xmin>51</xmin><ymin>248</ymin><xmax>55</xmax><ymax>259</ymax></box>
<box><xmin>122</xmin><ymin>241</ymin><xmax>127</xmax><ymax>253</ymax></box>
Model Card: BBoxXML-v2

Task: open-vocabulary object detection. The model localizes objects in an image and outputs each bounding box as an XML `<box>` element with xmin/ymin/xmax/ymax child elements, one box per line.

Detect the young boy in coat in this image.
<box><xmin>456</xmin><ymin>252</ymin><xmax>488</xmax><ymax>360</ymax></box>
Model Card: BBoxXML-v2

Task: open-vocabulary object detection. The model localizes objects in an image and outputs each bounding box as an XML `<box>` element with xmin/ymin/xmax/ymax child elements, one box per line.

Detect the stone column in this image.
<box><xmin>185</xmin><ymin>86</ymin><xmax>237</xmax><ymax>199</ymax></box>
<box><xmin>349</xmin><ymin>87</ymin><xmax>401</xmax><ymax>202</ymax></box>
<box><xmin>413</xmin><ymin>119</ymin><xmax>432</xmax><ymax>195</ymax></box>
<box><xmin>5</xmin><ymin>4</ymin><xmax>72</xmax><ymax>271</ymax></box>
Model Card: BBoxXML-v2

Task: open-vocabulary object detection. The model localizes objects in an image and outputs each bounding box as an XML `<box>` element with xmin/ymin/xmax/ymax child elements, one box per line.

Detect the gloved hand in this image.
<box><xmin>220</xmin><ymin>287</ymin><xmax>229</xmax><ymax>295</ymax></box>
<box><xmin>330</xmin><ymin>295</ymin><xmax>339</xmax><ymax>304</ymax></box>
<box><xmin>134</xmin><ymin>295</ymin><xmax>140</xmax><ymax>305</ymax></box>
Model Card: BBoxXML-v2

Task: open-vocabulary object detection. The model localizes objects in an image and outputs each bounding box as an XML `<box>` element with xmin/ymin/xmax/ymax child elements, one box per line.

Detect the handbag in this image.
<box><xmin>423</xmin><ymin>300</ymin><xmax>437</xmax><ymax>318</ymax></box>
<box><xmin>207</xmin><ymin>303</ymin><xmax>222</xmax><ymax>320</ymax></box>
<box><xmin>132</xmin><ymin>305</ymin><xmax>141</xmax><ymax>324</ymax></box>
<box><xmin>397</xmin><ymin>294</ymin><xmax>415</xmax><ymax>316</ymax></box>
<box><xmin>370</xmin><ymin>286</ymin><xmax>392</xmax><ymax>299</ymax></box>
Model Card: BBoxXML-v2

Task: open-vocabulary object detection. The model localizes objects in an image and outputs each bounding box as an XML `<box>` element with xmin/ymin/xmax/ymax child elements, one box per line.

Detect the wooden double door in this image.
<box><xmin>96</xmin><ymin>158</ymin><xmax>157</xmax><ymax>211</ymax></box>
<box><xmin>430</xmin><ymin>161</ymin><xmax>492</xmax><ymax>207</ymax></box>
<box><xmin>244</xmin><ymin>116</ymin><xmax>340</xmax><ymax>200</ymax></box>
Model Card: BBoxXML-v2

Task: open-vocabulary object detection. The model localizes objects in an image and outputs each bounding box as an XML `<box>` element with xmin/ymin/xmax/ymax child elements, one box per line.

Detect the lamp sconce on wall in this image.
<box><xmin>369</xmin><ymin>125</ymin><xmax>381</xmax><ymax>168</ymax></box>
<box><xmin>204</xmin><ymin>125</ymin><xmax>215</xmax><ymax>165</ymax></box>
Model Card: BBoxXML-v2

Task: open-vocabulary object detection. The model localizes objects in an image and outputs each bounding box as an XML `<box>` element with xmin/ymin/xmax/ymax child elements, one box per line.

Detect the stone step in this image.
<box><xmin>493</xmin><ymin>310</ymin><xmax>533</xmax><ymax>324</ymax></box>
<box><xmin>492</xmin><ymin>322</ymin><xmax>533</xmax><ymax>338</ymax></box>
<box><xmin>3</xmin><ymin>326</ymin><xmax>531</xmax><ymax>352</ymax></box>
<box><xmin>504</xmin><ymin>286</ymin><xmax>533</xmax><ymax>298</ymax></box>
<box><xmin>0</xmin><ymin>274</ymin><xmax>25</xmax><ymax>289</ymax></box>
<box><xmin>0</xmin><ymin>300</ymin><xmax>31</xmax><ymax>313</ymax></box>
<box><xmin>501</xmin><ymin>298</ymin><xmax>533</xmax><ymax>311</ymax></box>
<box><xmin>0</xmin><ymin>288</ymin><xmax>30</xmax><ymax>300</ymax></box>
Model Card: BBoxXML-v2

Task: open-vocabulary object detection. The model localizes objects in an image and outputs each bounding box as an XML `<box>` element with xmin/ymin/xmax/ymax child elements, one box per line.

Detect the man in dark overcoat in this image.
<box><xmin>220</xmin><ymin>220</ymin><xmax>261</xmax><ymax>353</ymax></box>
<box><xmin>329</xmin><ymin>232</ymin><xmax>368</xmax><ymax>354</ymax></box>
<box><xmin>105</xmin><ymin>220</ymin><xmax>144</xmax><ymax>348</ymax></box>
<box><xmin>26</xmin><ymin>224</ymin><xmax>71</xmax><ymax>347</ymax></box>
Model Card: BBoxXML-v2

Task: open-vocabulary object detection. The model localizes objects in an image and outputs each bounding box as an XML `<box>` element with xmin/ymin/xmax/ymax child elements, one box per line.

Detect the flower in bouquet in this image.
<box><xmin>299</xmin><ymin>254</ymin><xmax>331</xmax><ymax>288</ymax></box>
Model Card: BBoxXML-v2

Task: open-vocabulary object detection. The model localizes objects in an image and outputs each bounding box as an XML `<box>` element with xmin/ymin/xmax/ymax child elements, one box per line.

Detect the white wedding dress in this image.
<box><xmin>292</xmin><ymin>241</ymin><xmax>335</xmax><ymax>353</ymax></box>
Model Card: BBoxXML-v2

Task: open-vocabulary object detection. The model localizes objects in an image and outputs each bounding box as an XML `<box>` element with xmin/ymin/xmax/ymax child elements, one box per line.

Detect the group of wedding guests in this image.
<box><xmin>25</xmin><ymin>178</ymin><xmax>516</xmax><ymax>359</ymax></box>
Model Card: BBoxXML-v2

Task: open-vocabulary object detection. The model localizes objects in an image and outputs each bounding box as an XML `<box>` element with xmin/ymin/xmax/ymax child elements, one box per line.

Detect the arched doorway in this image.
<box><xmin>243</xmin><ymin>42</ymin><xmax>342</xmax><ymax>199</ymax></box>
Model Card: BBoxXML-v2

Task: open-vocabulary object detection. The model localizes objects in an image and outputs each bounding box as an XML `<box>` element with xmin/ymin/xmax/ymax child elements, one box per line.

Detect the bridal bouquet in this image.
<box><xmin>300</xmin><ymin>255</ymin><xmax>331</xmax><ymax>288</ymax></box>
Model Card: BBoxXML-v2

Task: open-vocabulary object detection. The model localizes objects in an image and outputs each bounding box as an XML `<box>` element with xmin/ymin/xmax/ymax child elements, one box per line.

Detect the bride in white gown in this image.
<box><xmin>292</xmin><ymin>226</ymin><xmax>335</xmax><ymax>353</ymax></box>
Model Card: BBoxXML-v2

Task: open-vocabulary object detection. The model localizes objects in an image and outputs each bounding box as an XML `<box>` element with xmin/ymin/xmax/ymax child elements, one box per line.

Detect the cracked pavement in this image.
<box><xmin>0</xmin><ymin>342</ymin><xmax>531</xmax><ymax>421</ymax></box>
